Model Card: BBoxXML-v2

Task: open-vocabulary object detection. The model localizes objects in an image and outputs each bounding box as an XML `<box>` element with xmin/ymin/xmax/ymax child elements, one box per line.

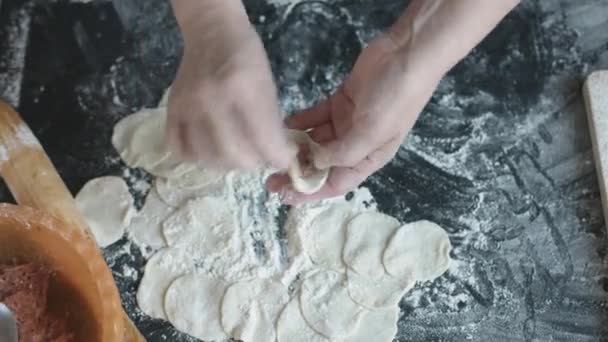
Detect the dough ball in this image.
<box><xmin>75</xmin><ymin>176</ymin><xmax>135</xmax><ymax>247</ymax></box>
<box><xmin>304</xmin><ymin>205</ymin><xmax>353</xmax><ymax>271</ymax></box>
<box><xmin>287</xmin><ymin>130</ymin><xmax>329</xmax><ymax>194</ymax></box>
<box><xmin>136</xmin><ymin>248</ymin><xmax>195</xmax><ymax>319</ymax></box>
<box><xmin>277</xmin><ymin>297</ymin><xmax>329</xmax><ymax>342</ymax></box>
<box><xmin>343</xmin><ymin>212</ymin><xmax>400</xmax><ymax>279</ymax></box>
<box><xmin>164</xmin><ymin>273</ymin><xmax>229</xmax><ymax>341</ymax></box>
<box><xmin>220</xmin><ymin>279</ymin><xmax>289</xmax><ymax>342</ymax></box>
<box><xmin>348</xmin><ymin>306</ymin><xmax>400</xmax><ymax>342</ymax></box>
<box><xmin>346</xmin><ymin>268</ymin><xmax>414</xmax><ymax>309</ymax></box>
<box><xmin>299</xmin><ymin>270</ymin><xmax>363</xmax><ymax>339</ymax></box>
<box><xmin>127</xmin><ymin>189</ymin><xmax>173</xmax><ymax>250</ymax></box>
<box><xmin>383</xmin><ymin>220</ymin><xmax>451</xmax><ymax>281</ymax></box>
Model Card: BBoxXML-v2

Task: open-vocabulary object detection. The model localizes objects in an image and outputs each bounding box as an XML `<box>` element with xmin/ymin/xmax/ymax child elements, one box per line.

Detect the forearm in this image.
<box><xmin>390</xmin><ymin>0</ymin><xmax>520</xmax><ymax>77</ymax></box>
<box><xmin>170</xmin><ymin>0</ymin><xmax>250</xmax><ymax>47</ymax></box>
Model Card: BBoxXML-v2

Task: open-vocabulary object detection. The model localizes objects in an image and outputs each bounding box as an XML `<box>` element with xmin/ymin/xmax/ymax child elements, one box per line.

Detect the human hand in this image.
<box><xmin>167</xmin><ymin>1</ymin><xmax>295</xmax><ymax>169</ymax></box>
<box><xmin>266</xmin><ymin>34</ymin><xmax>443</xmax><ymax>204</ymax></box>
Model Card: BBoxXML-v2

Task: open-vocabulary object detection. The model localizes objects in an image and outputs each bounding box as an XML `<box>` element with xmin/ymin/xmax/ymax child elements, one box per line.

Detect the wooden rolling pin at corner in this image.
<box><xmin>0</xmin><ymin>100</ymin><xmax>145</xmax><ymax>342</ymax></box>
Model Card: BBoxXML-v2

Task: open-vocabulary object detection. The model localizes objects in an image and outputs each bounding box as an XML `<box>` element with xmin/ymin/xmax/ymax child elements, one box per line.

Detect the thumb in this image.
<box><xmin>313</xmin><ymin>125</ymin><xmax>380</xmax><ymax>170</ymax></box>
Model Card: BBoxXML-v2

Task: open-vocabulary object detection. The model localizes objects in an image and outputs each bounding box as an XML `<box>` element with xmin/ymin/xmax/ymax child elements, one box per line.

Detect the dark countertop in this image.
<box><xmin>1</xmin><ymin>0</ymin><xmax>608</xmax><ymax>341</ymax></box>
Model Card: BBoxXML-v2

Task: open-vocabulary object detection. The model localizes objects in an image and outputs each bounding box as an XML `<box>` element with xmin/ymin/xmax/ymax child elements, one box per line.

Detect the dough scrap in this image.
<box><xmin>300</xmin><ymin>270</ymin><xmax>363</xmax><ymax>339</ymax></box>
<box><xmin>349</xmin><ymin>306</ymin><xmax>400</xmax><ymax>342</ymax></box>
<box><xmin>287</xmin><ymin>130</ymin><xmax>329</xmax><ymax>194</ymax></box>
<box><xmin>346</xmin><ymin>268</ymin><xmax>414</xmax><ymax>309</ymax></box>
<box><xmin>277</xmin><ymin>297</ymin><xmax>329</xmax><ymax>342</ymax></box>
<box><xmin>343</xmin><ymin>212</ymin><xmax>400</xmax><ymax>279</ymax></box>
<box><xmin>136</xmin><ymin>248</ymin><xmax>194</xmax><ymax>319</ymax></box>
<box><xmin>220</xmin><ymin>279</ymin><xmax>289</xmax><ymax>342</ymax></box>
<box><xmin>162</xmin><ymin>197</ymin><xmax>237</xmax><ymax>250</ymax></box>
<box><xmin>75</xmin><ymin>176</ymin><xmax>135</xmax><ymax>247</ymax></box>
<box><xmin>164</xmin><ymin>273</ymin><xmax>229</xmax><ymax>341</ymax></box>
<box><xmin>304</xmin><ymin>205</ymin><xmax>353</xmax><ymax>271</ymax></box>
<box><xmin>383</xmin><ymin>220</ymin><xmax>451</xmax><ymax>281</ymax></box>
<box><xmin>127</xmin><ymin>189</ymin><xmax>173</xmax><ymax>249</ymax></box>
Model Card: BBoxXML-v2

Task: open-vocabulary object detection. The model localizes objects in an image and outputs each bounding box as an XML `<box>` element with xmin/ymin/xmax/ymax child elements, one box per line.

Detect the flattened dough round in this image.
<box><xmin>346</xmin><ymin>268</ymin><xmax>414</xmax><ymax>309</ymax></box>
<box><xmin>300</xmin><ymin>270</ymin><xmax>363</xmax><ymax>339</ymax></box>
<box><xmin>383</xmin><ymin>220</ymin><xmax>451</xmax><ymax>281</ymax></box>
<box><xmin>304</xmin><ymin>205</ymin><xmax>353</xmax><ymax>271</ymax></box>
<box><xmin>136</xmin><ymin>248</ymin><xmax>194</xmax><ymax>319</ymax></box>
<box><xmin>220</xmin><ymin>279</ymin><xmax>289</xmax><ymax>342</ymax></box>
<box><xmin>343</xmin><ymin>212</ymin><xmax>400</xmax><ymax>279</ymax></box>
<box><xmin>162</xmin><ymin>197</ymin><xmax>237</xmax><ymax>250</ymax></box>
<box><xmin>154</xmin><ymin>168</ymin><xmax>222</xmax><ymax>207</ymax></box>
<box><xmin>127</xmin><ymin>189</ymin><xmax>173</xmax><ymax>249</ymax></box>
<box><xmin>277</xmin><ymin>297</ymin><xmax>329</xmax><ymax>342</ymax></box>
<box><xmin>287</xmin><ymin>130</ymin><xmax>329</xmax><ymax>194</ymax></box>
<box><xmin>75</xmin><ymin>176</ymin><xmax>135</xmax><ymax>247</ymax></box>
<box><xmin>349</xmin><ymin>306</ymin><xmax>399</xmax><ymax>342</ymax></box>
<box><xmin>164</xmin><ymin>273</ymin><xmax>229</xmax><ymax>341</ymax></box>
<box><xmin>112</xmin><ymin>108</ymin><xmax>169</xmax><ymax>170</ymax></box>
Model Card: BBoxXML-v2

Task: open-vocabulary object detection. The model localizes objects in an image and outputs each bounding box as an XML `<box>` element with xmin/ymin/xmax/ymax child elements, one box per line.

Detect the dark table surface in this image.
<box><xmin>1</xmin><ymin>0</ymin><xmax>608</xmax><ymax>341</ymax></box>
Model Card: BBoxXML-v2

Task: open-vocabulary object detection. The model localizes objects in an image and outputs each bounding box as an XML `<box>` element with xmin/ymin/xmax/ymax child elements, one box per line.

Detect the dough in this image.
<box><xmin>127</xmin><ymin>189</ymin><xmax>173</xmax><ymax>250</ymax></box>
<box><xmin>159</xmin><ymin>87</ymin><xmax>171</xmax><ymax>107</ymax></box>
<box><xmin>343</xmin><ymin>212</ymin><xmax>400</xmax><ymax>279</ymax></box>
<box><xmin>348</xmin><ymin>306</ymin><xmax>400</xmax><ymax>342</ymax></box>
<box><xmin>383</xmin><ymin>220</ymin><xmax>451</xmax><ymax>281</ymax></box>
<box><xmin>304</xmin><ymin>205</ymin><xmax>353</xmax><ymax>271</ymax></box>
<box><xmin>154</xmin><ymin>168</ymin><xmax>222</xmax><ymax>207</ymax></box>
<box><xmin>136</xmin><ymin>248</ymin><xmax>194</xmax><ymax>319</ymax></box>
<box><xmin>287</xmin><ymin>130</ymin><xmax>329</xmax><ymax>194</ymax></box>
<box><xmin>300</xmin><ymin>270</ymin><xmax>363</xmax><ymax>339</ymax></box>
<box><xmin>277</xmin><ymin>297</ymin><xmax>329</xmax><ymax>342</ymax></box>
<box><xmin>75</xmin><ymin>176</ymin><xmax>135</xmax><ymax>247</ymax></box>
<box><xmin>220</xmin><ymin>279</ymin><xmax>289</xmax><ymax>342</ymax></box>
<box><xmin>162</xmin><ymin>197</ymin><xmax>237</xmax><ymax>250</ymax></box>
<box><xmin>346</xmin><ymin>268</ymin><xmax>414</xmax><ymax>309</ymax></box>
<box><xmin>164</xmin><ymin>273</ymin><xmax>229</xmax><ymax>341</ymax></box>
<box><xmin>112</xmin><ymin>108</ymin><xmax>169</xmax><ymax>170</ymax></box>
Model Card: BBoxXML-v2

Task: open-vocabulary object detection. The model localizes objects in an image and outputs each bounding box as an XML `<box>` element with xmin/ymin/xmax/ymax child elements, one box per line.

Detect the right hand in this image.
<box><xmin>167</xmin><ymin>2</ymin><xmax>295</xmax><ymax>169</ymax></box>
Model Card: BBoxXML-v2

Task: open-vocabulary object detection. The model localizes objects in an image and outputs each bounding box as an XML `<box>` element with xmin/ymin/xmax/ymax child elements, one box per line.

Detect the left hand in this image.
<box><xmin>266</xmin><ymin>34</ymin><xmax>444</xmax><ymax>204</ymax></box>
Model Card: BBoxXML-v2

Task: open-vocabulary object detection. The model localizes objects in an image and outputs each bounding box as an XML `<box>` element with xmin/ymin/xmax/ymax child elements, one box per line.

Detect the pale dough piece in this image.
<box><xmin>154</xmin><ymin>168</ymin><xmax>222</xmax><ymax>207</ymax></box>
<box><xmin>277</xmin><ymin>297</ymin><xmax>329</xmax><ymax>342</ymax></box>
<box><xmin>287</xmin><ymin>130</ymin><xmax>329</xmax><ymax>194</ymax></box>
<box><xmin>300</xmin><ymin>270</ymin><xmax>363</xmax><ymax>339</ymax></box>
<box><xmin>348</xmin><ymin>306</ymin><xmax>399</xmax><ymax>342</ymax></box>
<box><xmin>343</xmin><ymin>212</ymin><xmax>400</xmax><ymax>279</ymax></box>
<box><xmin>127</xmin><ymin>189</ymin><xmax>173</xmax><ymax>249</ymax></box>
<box><xmin>159</xmin><ymin>87</ymin><xmax>171</xmax><ymax>107</ymax></box>
<box><xmin>136</xmin><ymin>248</ymin><xmax>194</xmax><ymax>319</ymax></box>
<box><xmin>75</xmin><ymin>176</ymin><xmax>135</xmax><ymax>247</ymax></box>
<box><xmin>164</xmin><ymin>273</ymin><xmax>229</xmax><ymax>341</ymax></box>
<box><xmin>346</xmin><ymin>268</ymin><xmax>414</xmax><ymax>310</ymax></box>
<box><xmin>162</xmin><ymin>197</ymin><xmax>237</xmax><ymax>251</ymax></box>
<box><xmin>383</xmin><ymin>220</ymin><xmax>451</xmax><ymax>281</ymax></box>
<box><xmin>304</xmin><ymin>205</ymin><xmax>353</xmax><ymax>271</ymax></box>
<box><xmin>112</xmin><ymin>108</ymin><xmax>170</xmax><ymax>170</ymax></box>
<box><xmin>220</xmin><ymin>279</ymin><xmax>289</xmax><ymax>342</ymax></box>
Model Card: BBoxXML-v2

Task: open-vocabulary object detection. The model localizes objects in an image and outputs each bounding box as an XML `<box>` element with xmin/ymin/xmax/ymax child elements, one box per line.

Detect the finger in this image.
<box><xmin>314</xmin><ymin>123</ymin><xmax>386</xmax><ymax>170</ymax></box>
<box><xmin>309</xmin><ymin>123</ymin><xmax>335</xmax><ymax>143</ymax></box>
<box><xmin>286</xmin><ymin>97</ymin><xmax>332</xmax><ymax>130</ymax></box>
<box><xmin>282</xmin><ymin>137</ymin><xmax>400</xmax><ymax>204</ymax></box>
<box><xmin>265</xmin><ymin>173</ymin><xmax>290</xmax><ymax>193</ymax></box>
<box><xmin>249</xmin><ymin>123</ymin><xmax>297</xmax><ymax>170</ymax></box>
<box><xmin>166</xmin><ymin>118</ymin><xmax>192</xmax><ymax>159</ymax></box>
<box><xmin>208</xmin><ymin>114</ymin><xmax>261</xmax><ymax>169</ymax></box>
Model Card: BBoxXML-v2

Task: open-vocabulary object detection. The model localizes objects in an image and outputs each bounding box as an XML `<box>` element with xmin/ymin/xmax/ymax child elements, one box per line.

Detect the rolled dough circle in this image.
<box><xmin>346</xmin><ymin>268</ymin><xmax>415</xmax><ymax>309</ymax></box>
<box><xmin>342</xmin><ymin>212</ymin><xmax>400</xmax><ymax>279</ymax></box>
<box><xmin>127</xmin><ymin>189</ymin><xmax>173</xmax><ymax>250</ymax></box>
<box><xmin>164</xmin><ymin>273</ymin><xmax>229</xmax><ymax>341</ymax></box>
<box><xmin>277</xmin><ymin>297</ymin><xmax>329</xmax><ymax>342</ymax></box>
<box><xmin>287</xmin><ymin>129</ymin><xmax>329</xmax><ymax>194</ymax></box>
<box><xmin>349</xmin><ymin>306</ymin><xmax>400</xmax><ymax>342</ymax></box>
<box><xmin>75</xmin><ymin>176</ymin><xmax>135</xmax><ymax>247</ymax></box>
<box><xmin>299</xmin><ymin>270</ymin><xmax>363</xmax><ymax>339</ymax></box>
<box><xmin>304</xmin><ymin>205</ymin><xmax>353</xmax><ymax>271</ymax></box>
<box><xmin>220</xmin><ymin>279</ymin><xmax>289</xmax><ymax>342</ymax></box>
<box><xmin>383</xmin><ymin>220</ymin><xmax>451</xmax><ymax>281</ymax></box>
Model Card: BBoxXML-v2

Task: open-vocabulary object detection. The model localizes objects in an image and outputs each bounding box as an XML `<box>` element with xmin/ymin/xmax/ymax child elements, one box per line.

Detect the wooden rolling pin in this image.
<box><xmin>0</xmin><ymin>100</ymin><xmax>144</xmax><ymax>341</ymax></box>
